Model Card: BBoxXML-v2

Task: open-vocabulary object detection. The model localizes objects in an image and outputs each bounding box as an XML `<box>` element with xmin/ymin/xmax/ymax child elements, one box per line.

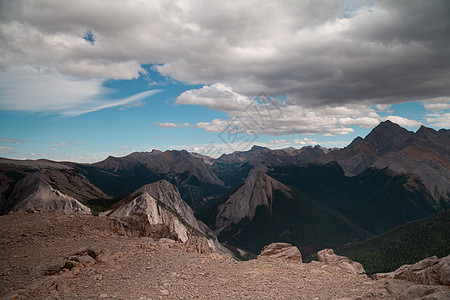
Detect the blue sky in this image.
<box><xmin>0</xmin><ymin>1</ymin><xmax>449</xmax><ymax>162</ymax></box>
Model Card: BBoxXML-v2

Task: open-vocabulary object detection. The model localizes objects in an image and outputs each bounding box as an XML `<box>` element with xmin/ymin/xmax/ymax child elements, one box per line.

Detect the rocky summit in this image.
<box><xmin>4</xmin><ymin>211</ymin><xmax>449</xmax><ymax>300</ymax></box>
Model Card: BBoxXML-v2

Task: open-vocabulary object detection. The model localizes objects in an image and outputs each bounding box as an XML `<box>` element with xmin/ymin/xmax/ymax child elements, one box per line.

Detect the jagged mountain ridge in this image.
<box><xmin>317</xmin><ymin>121</ymin><xmax>450</xmax><ymax>202</ymax></box>
<box><xmin>212</xmin><ymin>145</ymin><xmax>329</xmax><ymax>188</ymax></box>
<box><xmin>215</xmin><ymin>145</ymin><xmax>328</xmax><ymax>167</ymax></box>
<box><xmin>1</xmin><ymin>120</ymin><xmax>448</xmax><ymax>215</ymax></box>
<box><xmin>92</xmin><ymin>149</ymin><xmax>224</xmax><ymax>186</ymax></box>
<box><xmin>73</xmin><ymin>149</ymin><xmax>227</xmax><ymax>202</ymax></box>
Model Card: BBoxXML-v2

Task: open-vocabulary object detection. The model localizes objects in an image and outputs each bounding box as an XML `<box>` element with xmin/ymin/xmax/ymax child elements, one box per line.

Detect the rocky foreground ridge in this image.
<box><xmin>1</xmin><ymin>212</ymin><xmax>449</xmax><ymax>300</ymax></box>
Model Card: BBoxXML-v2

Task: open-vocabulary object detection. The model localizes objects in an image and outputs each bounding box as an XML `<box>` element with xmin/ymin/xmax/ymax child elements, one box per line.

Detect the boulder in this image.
<box><xmin>317</xmin><ymin>249</ymin><xmax>365</xmax><ymax>275</ymax></box>
<box><xmin>77</xmin><ymin>255</ymin><xmax>96</xmax><ymax>267</ymax></box>
<box><xmin>34</xmin><ymin>259</ymin><xmax>65</xmax><ymax>276</ymax></box>
<box><xmin>373</xmin><ymin>254</ymin><xmax>450</xmax><ymax>286</ymax></box>
<box><xmin>257</xmin><ymin>242</ymin><xmax>302</xmax><ymax>261</ymax></box>
<box><xmin>183</xmin><ymin>236</ymin><xmax>215</xmax><ymax>254</ymax></box>
<box><xmin>383</xmin><ymin>279</ymin><xmax>450</xmax><ymax>299</ymax></box>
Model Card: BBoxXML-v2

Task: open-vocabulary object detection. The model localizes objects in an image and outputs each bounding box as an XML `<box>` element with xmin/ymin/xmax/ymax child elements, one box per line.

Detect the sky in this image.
<box><xmin>0</xmin><ymin>0</ymin><xmax>449</xmax><ymax>162</ymax></box>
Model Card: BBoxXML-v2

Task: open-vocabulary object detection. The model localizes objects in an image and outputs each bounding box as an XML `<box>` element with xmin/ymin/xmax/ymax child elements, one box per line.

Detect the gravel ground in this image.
<box><xmin>0</xmin><ymin>212</ymin><xmax>396</xmax><ymax>299</ymax></box>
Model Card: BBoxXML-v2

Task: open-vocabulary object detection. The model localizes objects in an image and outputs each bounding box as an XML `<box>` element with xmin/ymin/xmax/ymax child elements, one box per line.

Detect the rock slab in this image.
<box><xmin>373</xmin><ymin>254</ymin><xmax>450</xmax><ymax>286</ymax></box>
<box><xmin>317</xmin><ymin>249</ymin><xmax>365</xmax><ymax>275</ymax></box>
<box><xmin>258</xmin><ymin>242</ymin><xmax>302</xmax><ymax>262</ymax></box>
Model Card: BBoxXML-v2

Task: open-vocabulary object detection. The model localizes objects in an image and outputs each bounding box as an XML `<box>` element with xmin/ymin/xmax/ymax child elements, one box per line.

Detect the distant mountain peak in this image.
<box><xmin>250</xmin><ymin>145</ymin><xmax>268</xmax><ymax>151</ymax></box>
<box><xmin>365</xmin><ymin>120</ymin><xmax>413</xmax><ymax>154</ymax></box>
<box><xmin>214</xmin><ymin>169</ymin><xmax>290</xmax><ymax>235</ymax></box>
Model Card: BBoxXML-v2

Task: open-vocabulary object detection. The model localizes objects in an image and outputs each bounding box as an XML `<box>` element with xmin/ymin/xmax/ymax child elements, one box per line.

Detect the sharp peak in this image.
<box><xmin>416</xmin><ymin>124</ymin><xmax>437</xmax><ymax>133</ymax></box>
<box><xmin>375</xmin><ymin>120</ymin><xmax>402</xmax><ymax>129</ymax></box>
<box><xmin>367</xmin><ymin>120</ymin><xmax>413</xmax><ymax>136</ymax></box>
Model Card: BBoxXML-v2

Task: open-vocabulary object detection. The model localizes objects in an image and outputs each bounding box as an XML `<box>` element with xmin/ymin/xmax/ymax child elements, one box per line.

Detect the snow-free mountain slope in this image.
<box><xmin>92</xmin><ymin>150</ymin><xmax>223</xmax><ymax>186</ymax></box>
<box><xmin>109</xmin><ymin>180</ymin><xmax>225</xmax><ymax>253</ymax></box>
<box><xmin>269</xmin><ymin>164</ymin><xmax>442</xmax><ymax>234</ymax></box>
<box><xmin>1</xmin><ymin>169</ymin><xmax>109</xmax><ymax>214</ymax></box>
<box><xmin>208</xmin><ymin>166</ymin><xmax>371</xmax><ymax>256</ymax></box>
<box><xmin>316</xmin><ymin>121</ymin><xmax>450</xmax><ymax>202</ymax></box>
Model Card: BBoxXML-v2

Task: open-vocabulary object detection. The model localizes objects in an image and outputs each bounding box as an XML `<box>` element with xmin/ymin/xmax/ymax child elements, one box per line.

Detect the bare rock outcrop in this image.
<box><xmin>2</xmin><ymin>169</ymin><xmax>111</xmax><ymax>215</ymax></box>
<box><xmin>373</xmin><ymin>254</ymin><xmax>450</xmax><ymax>286</ymax></box>
<box><xmin>370</xmin><ymin>255</ymin><xmax>450</xmax><ymax>299</ymax></box>
<box><xmin>381</xmin><ymin>279</ymin><xmax>450</xmax><ymax>300</ymax></box>
<box><xmin>317</xmin><ymin>249</ymin><xmax>365</xmax><ymax>275</ymax></box>
<box><xmin>110</xmin><ymin>180</ymin><xmax>209</xmax><ymax>242</ymax></box>
<box><xmin>109</xmin><ymin>180</ymin><xmax>229</xmax><ymax>255</ymax></box>
<box><xmin>257</xmin><ymin>242</ymin><xmax>302</xmax><ymax>261</ymax></box>
<box><xmin>108</xmin><ymin>212</ymin><xmax>178</xmax><ymax>240</ymax></box>
<box><xmin>214</xmin><ymin>169</ymin><xmax>291</xmax><ymax>235</ymax></box>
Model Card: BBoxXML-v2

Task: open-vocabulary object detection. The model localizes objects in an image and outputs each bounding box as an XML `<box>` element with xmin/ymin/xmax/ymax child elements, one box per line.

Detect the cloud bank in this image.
<box><xmin>1</xmin><ymin>0</ymin><xmax>449</xmax><ymax>128</ymax></box>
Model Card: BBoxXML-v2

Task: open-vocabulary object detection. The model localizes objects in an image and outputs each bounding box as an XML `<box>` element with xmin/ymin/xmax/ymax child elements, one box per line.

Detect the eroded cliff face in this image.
<box><xmin>5</xmin><ymin>169</ymin><xmax>110</xmax><ymax>215</ymax></box>
<box><xmin>11</xmin><ymin>181</ymin><xmax>91</xmax><ymax>214</ymax></box>
<box><xmin>109</xmin><ymin>180</ymin><xmax>227</xmax><ymax>254</ymax></box>
<box><xmin>214</xmin><ymin>167</ymin><xmax>291</xmax><ymax>235</ymax></box>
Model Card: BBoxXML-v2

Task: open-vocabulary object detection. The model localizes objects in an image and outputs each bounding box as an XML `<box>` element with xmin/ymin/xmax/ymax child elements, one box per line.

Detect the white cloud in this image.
<box><xmin>426</xmin><ymin>113</ymin><xmax>450</xmax><ymax>128</ymax></box>
<box><xmin>1</xmin><ymin>0</ymin><xmax>449</xmax><ymax>134</ymax></box>
<box><xmin>269</xmin><ymin>139</ymin><xmax>288</xmax><ymax>145</ymax></box>
<box><xmin>156</xmin><ymin>122</ymin><xmax>191</xmax><ymax>129</ymax></box>
<box><xmin>292</xmin><ymin>138</ymin><xmax>318</xmax><ymax>145</ymax></box>
<box><xmin>423</xmin><ymin>98</ymin><xmax>450</xmax><ymax>111</ymax></box>
<box><xmin>0</xmin><ymin>66</ymin><xmax>160</xmax><ymax>115</ymax></box>
<box><xmin>0</xmin><ymin>137</ymin><xmax>33</xmax><ymax>144</ymax></box>
<box><xmin>0</xmin><ymin>0</ymin><xmax>448</xmax><ymax>109</ymax></box>
<box><xmin>383</xmin><ymin>116</ymin><xmax>422</xmax><ymax>127</ymax></box>
<box><xmin>375</xmin><ymin>104</ymin><xmax>391</xmax><ymax>111</ymax></box>
<box><xmin>176</xmin><ymin>84</ymin><xmax>422</xmax><ymax>136</ymax></box>
<box><xmin>63</xmin><ymin>89</ymin><xmax>161</xmax><ymax>116</ymax></box>
<box><xmin>0</xmin><ymin>146</ymin><xmax>13</xmax><ymax>154</ymax></box>
<box><xmin>68</xmin><ymin>140</ymin><xmax>86</xmax><ymax>145</ymax></box>
<box><xmin>176</xmin><ymin>83</ymin><xmax>252</xmax><ymax>111</ymax></box>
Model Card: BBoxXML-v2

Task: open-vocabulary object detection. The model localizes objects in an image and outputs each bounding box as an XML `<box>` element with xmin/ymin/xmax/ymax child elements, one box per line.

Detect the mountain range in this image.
<box><xmin>0</xmin><ymin>121</ymin><xmax>448</xmax><ymax>265</ymax></box>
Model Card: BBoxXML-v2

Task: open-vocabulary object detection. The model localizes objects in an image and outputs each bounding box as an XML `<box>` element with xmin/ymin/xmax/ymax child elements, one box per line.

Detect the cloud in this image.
<box><xmin>156</xmin><ymin>122</ymin><xmax>191</xmax><ymax>129</ymax></box>
<box><xmin>0</xmin><ymin>0</ymin><xmax>448</xmax><ymax>109</ymax></box>
<box><xmin>383</xmin><ymin>116</ymin><xmax>422</xmax><ymax>127</ymax></box>
<box><xmin>1</xmin><ymin>0</ymin><xmax>449</xmax><ymax>134</ymax></box>
<box><xmin>176</xmin><ymin>84</ymin><xmax>421</xmax><ymax>136</ymax></box>
<box><xmin>49</xmin><ymin>140</ymin><xmax>86</xmax><ymax>146</ymax></box>
<box><xmin>0</xmin><ymin>146</ymin><xmax>13</xmax><ymax>154</ymax></box>
<box><xmin>292</xmin><ymin>138</ymin><xmax>318</xmax><ymax>145</ymax></box>
<box><xmin>423</xmin><ymin>98</ymin><xmax>450</xmax><ymax>111</ymax></box>
<box><xmin>426</xmin><ymin>113</ymin><xmax>450</xmax><ymax>128</ymax></box>
<box><xmin>68</xmin><ymin>140</ymin><xmax>86</xmax><ymax>145</ymax></box>
<box><xmin>0</xmin><ymin>66</ymin><xmax>160</xmax><ymax>115</ymax></box>
<box><xmin>0</xmin><ymin>137</ymin><xmax>33</xmax><ymax>144</ymax></box>
<box><xmin>268</xmin><ymin>139</ymin><xmax>287</xmax><ymax>145</ymax></box>
<box><xmin>176</xmin><ymin>83</ymin><xmax>252</xmax><ymax>111</ymax></box>
<box><xmin>375</xmin><ymin>104</ymin><xmax>391</xmax><ymax>111</ymax></box>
